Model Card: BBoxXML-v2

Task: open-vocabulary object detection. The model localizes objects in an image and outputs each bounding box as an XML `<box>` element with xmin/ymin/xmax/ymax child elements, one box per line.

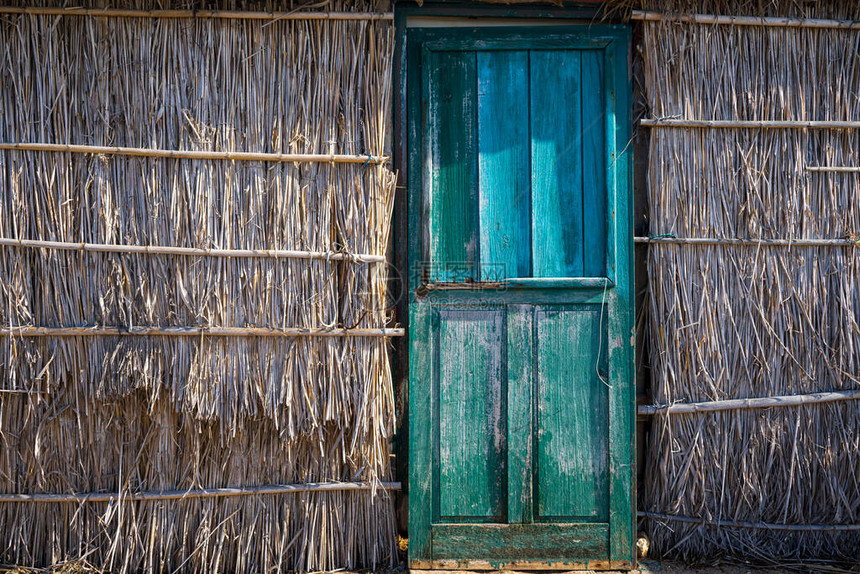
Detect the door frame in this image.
<box><xmin>392</xmin><ymin>3</ymin><xmax>635</xmax><ymax>570</ymax></box>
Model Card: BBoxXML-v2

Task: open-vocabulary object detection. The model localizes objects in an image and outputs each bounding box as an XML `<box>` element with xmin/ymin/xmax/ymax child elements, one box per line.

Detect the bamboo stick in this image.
<box><xmin>0</xmin><ymin>143</ymin><xmax>389</xmax><ymax>164</ymax></box>
<box><xmin>638</xmin><ymin>511</ymin><xmax>860</xmax><ymax>532</ymax></box>
<box><xmin>638</xmin><ymin>390</ymin><xmax>860</xmax><ymax>416</ymax></box>
<box><xmin>806</xmin><ymin>166</ymin><xmax>860</xmax><ymax>173</ymax></box>
<box><xmin>0</xmin><ymin>237</ymin><xmax>385</xmax><ymax>262</ymax></box>
<box><xmin>630</xmin><ymin>10</ymin><xmax>860</xmax><ymax>30</ymax></box>
<box><xmin>639</xmin><ymin>119</ymin><xmax>860</xmax><ymax>129</ymax></box>
<box><xmin>0</xmin><ymin>7</ymin><xmax>394</xmax><ymax>20</ymax></box>
<box><xmin>634</xmin><ymin>237</ymin><xmax>859</xmax><ymax>246</ymax></box>
<box><xmin>0</xmin><ymin>482</ymin><xmax>402</xmax><ymax>504</ymax></box>
<box><xmin>0</xmin><ymin>326</ymin><xmax>405</xmax><ymax>338</ymax></box>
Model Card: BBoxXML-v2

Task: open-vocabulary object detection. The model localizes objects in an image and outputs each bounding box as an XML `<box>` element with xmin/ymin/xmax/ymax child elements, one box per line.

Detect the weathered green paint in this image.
<box><xmin>477</xmin><ymin>50</ymin><xmax>531</xmax><ymax>280</ymax></box>
<box><xmin>505</xmin><ymin>305</ymin><xmax>533</xmax><ymax>524</ymax></box>
<box><xmin>427</xmin><ymin>50</ymin><xmax>478</xmax><ymax>282</ymax></box>
<box><xmin>431</xmin><ymin>523</ymin><xmax>609</xmax><ymax>561</ymax></box>
<box><xmin>582</xmin><ymin>49</ymin><xmax>607</xmax><ymax>277</ymax></box>
<box><xmin>535</xmin><ymin>306</ymin><xmax>609</xmax><ymax>521</ymax></box>
<box><xmin>408</xmin><ymin>299</ymin><xmax>433</xmax><ymax>559</ymax></box>
<box><xmin>604</xmin><ymin>40</ymin><xmax>636</xmax><ymax>563</ymax></box>
<box><xmin>419</xmin><ymin>287</ymin><xmax>612</xmax><ymax>307</ymax></box>
<box><xmin>436</xmin><ymin>307</ymin><xmax>506</xmax><ymax>521</ymax></box>
<box><xmin>405</xmin><ymin>23</ymin><xmax>633</xmax><ymax>568</ymax></box>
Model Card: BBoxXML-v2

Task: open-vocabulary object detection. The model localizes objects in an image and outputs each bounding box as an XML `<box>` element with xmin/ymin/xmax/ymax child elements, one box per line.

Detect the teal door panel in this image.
<box><xmin>427</xmin><ymin>50</ymin><xmax>479</xmax><ymax>283</ymax></box>
<box><xmin>535</xmin><ymin>306</ymin><xmax>609</xmax><ymax>522</ymax></box>
<box><xmin>407</xmin><ymin>25</ymin><xmax>633</xmax><ymax>570</ymax></box>
<box><xmin>435</xmin><ymin>307</ymin><xmax>507</xmax><ymax>521</ymax></box>
<box><xmin>581</xmin><ymin>50</ymin><xmax>608</xmax><ymax>278</ymax></box>
<box><xmin>506</xmin><ymin>304</ymin><xmax>534</xmax><ymax>526</ymax></box>
<box><xmin>477</xmin><ymin>50</ymin><xmax>531</xmax><ymax>281</ymax></box>
<box><xmin>530</xmin><ymin>50</ymin><xmax>585</xmax><ymax>278</ymax></box>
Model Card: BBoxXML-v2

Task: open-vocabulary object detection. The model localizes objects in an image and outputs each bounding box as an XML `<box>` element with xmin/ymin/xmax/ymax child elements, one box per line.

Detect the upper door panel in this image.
<box><xmin>424</xmin><ymin>36</ymin><xmax>610</xmax><ymax>283</ymax></box>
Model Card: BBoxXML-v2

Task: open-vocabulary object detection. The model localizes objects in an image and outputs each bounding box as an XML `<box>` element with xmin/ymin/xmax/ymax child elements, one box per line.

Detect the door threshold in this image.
<box><xmin>409</xmin><ymin>559</ymin><xmax>635</xmax><ymax>571</ymax></box>
<box><xmin>411</xmin><ymin>571</ymin><xmax>637</xmax><ymax>574</ymax></box>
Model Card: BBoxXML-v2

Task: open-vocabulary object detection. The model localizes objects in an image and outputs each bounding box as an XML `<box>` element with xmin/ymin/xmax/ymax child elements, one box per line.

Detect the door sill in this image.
<box><xmin>409</xmin><ymin>559</ymin><xmax>635</xmax><ymax>571</ymax></box>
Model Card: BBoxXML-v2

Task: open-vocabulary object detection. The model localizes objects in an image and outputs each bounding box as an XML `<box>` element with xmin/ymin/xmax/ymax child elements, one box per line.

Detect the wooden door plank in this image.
<box><xmin>603</xmin><ymin>33</ymin><xmax>636</xmax><ymax>564</ymax></box>
<box><xmin>409</xmin><ymin>301</ymin><xmax>434</xmax><ymax>560</ymax></box>
<box><xmin>581</xmin><ymin>49</ymin><xmax>607</xmax><ymax>278</ymax></box>
<box><xmin>534</xmin><ymin>306</ymin><xmax>609</xmax><ymax>522</ymax></box>
<box><xmin>436</xmin><ymin>307</ymin><xmax>507</xmax><ymax>521</ymax></box>
<box><xmin>477</xmin><ymin>50</ymin><xmax>531</xmax><ymax>281</ymax></box>
<box><xmin>506</xmin><ymin>305</ymin><xmax>533</xmax><ymax>524</ymax></box>
<box><xmin>530</xmin><ymin>50</ymin><xmax>584</xmax><ymax>278</ymax></box>
<box><xmin>429</xmin><ymin>50</ymin><xmax>479</xmax><ymax>282</ymax></box>
<box><xmin>430</xmin><ymin>523</ymin><xmax>609</xmax><ymax>562</ymax></box>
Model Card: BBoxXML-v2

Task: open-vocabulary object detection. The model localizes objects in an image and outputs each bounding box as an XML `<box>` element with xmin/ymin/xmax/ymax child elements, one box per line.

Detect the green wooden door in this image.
<box><xmin>406</xmin><ymin>26</ymin><xmax>633</xmax><ymax>570</ymax></box>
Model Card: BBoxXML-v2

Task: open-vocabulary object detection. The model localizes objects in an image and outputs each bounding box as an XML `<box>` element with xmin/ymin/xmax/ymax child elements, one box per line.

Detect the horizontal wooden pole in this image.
<box><xmin>0</xmin><ymin>143</ymin><xmax>388</xmax><ymax>164</ymax></box>
<box><xmin>0</xmin><ymin>237</ymin><xmax>385</xmax><ymax>262</ymax></box>
<box><xmin>807</xmin><ymin>166</ymin><xmax>860</xmax><ymax>173</ymax></box>
<box><xmin>640</xmin><ymin>119</ymin><xmax>860</xmax><ymax>129</ymax></box>
<box><xmin>0</xmin><ymin>481</ymin><xmax>401</xmax><ymax>504</ymax></box>
<box><xmin>0</xmin><ymin>7</ymin><xmax>393</xmax><ymax>20</ymax></box>
<box><xmin>638</xmin><ymin>511</ymin><xmax>860</xmax><ymax>531</ymax></box>
<box><xmin>634</xmin><ymin>236</ymin><xmax>858</xmax><ymax>246</ymax></box>
<box><xmin>1</xmin><ymin>326</ymin><xmax>405</xmax><ymax>338</ymax></box>
<box><xmin>631</xmin><ymin>10</ymin><xmax>860</xmax><ymax>30</ymax></box>
<box><xmin>638</xmin><ymin>389</ymin><xmax>860</xmax><ymax>416</ymax></box>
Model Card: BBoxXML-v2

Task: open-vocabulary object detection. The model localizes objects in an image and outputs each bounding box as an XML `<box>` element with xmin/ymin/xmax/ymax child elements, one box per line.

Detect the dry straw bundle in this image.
<box><xmin>0</xmin><ymin>0</ymin><xmax>397</xmax><ymax>571</ymax></box>
<box><xmin>638</xmin><ymin>0</ymin><xmax>860</xmax><ymax>562</ymax></box>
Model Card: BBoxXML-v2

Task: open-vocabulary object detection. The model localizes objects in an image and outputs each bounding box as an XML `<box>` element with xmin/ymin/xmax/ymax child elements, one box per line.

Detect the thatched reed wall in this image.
<box><xmin>634</xmin><ymin>0</ymin><xmax>860</xmax><ymax>563</ymax></box>
<box><xmin>0</xmin><ymin>1</ymin><xmax>397</xmax><ymax>572</ymax></box>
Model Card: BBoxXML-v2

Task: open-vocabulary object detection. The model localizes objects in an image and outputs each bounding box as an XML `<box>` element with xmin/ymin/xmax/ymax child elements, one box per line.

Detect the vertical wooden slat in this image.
<box><xmin>530</xmin><ymin>50</ymin><xmax>583</xmax><ymax>278</ymax></box>
<box><xmin>581</xmin><ymin>49</ymin><xmax>607</xmax><ymax>277</ymax></box>
<box><xmin>506</xmin><ymin>304</ymin><xmax>533</xmax><ymax>524</ymax></box>
<box><xmin>429</xmin><ymin>50</ymin><xmax>478</xmax><ymax>282</ymax></box>
<box><xmin>407</xmin><ymin>31</ymin><xmax>432</xmax><ymax>565</ymax></box>
<box><xmin>409</xmin><ymin>300</ymin><xmax>433</xmax><ymax>560</ymax></box>
<box><xmin>437</xmin><ymin>308</ymin><xmax>507</xmax><ymax>521</ymax></box>
<box><xmin>477</xmin><ymin>50</ymin><xmax>531</xmax><ymax>280</ymax></box>
<box><xmin>604</xmin><ymin>34</ymin><xmax>636</xmax><ymax>565</ymax></box>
